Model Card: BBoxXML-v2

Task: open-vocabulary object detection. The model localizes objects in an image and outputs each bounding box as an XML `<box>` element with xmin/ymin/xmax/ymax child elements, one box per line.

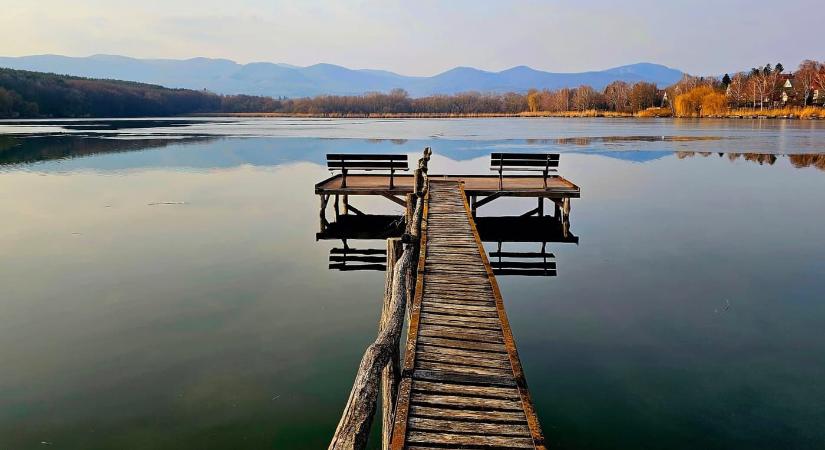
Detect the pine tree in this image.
<box><xmin>722</xmin><ymin>74</ymin><xmax>732</xmax><ymax>86</ymax></box>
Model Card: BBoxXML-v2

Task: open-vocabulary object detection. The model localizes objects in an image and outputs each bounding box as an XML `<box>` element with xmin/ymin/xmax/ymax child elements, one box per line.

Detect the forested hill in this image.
<box><xmin>0</xmin><ymin>68</ymin><xmax>279</xmax><ymax>118</ymax></box>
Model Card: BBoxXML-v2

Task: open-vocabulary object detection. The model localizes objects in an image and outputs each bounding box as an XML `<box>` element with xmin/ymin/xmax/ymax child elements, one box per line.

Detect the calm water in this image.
<box><xmin>1</xmin><ymin>118</ymin><xmax>824</xmax><ymax>449</ymax></box>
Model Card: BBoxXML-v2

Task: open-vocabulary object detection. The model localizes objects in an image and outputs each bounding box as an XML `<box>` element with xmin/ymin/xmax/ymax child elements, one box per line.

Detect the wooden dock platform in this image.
<box><xmin>390</xmin><ymin>180</ymin><xmax>546</xmax><ymax>449</ymax></box>
<box><xmin>316</xmin><ymin>173</ymin><xmax>580</xmax><ymax>198</ymax></box>
<box><xmin>316</xmin><ymin>173</ymin><xmax>579</xmax><ymax>237</ymax></box>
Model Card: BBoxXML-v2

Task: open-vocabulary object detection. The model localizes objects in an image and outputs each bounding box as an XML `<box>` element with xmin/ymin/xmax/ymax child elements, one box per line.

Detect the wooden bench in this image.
<box><xmin>490</xmin><ymin>152</ymin><xmax>560</xmax><ymax>189</ymax></box>
<box><xmin>327</xmin><ymin>154</ymin><xmax>409</xmax><ymax>188</ymax></box>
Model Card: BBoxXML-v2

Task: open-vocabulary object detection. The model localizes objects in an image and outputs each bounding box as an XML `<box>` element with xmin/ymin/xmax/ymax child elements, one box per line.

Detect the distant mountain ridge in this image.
<box><xmin>0</xmin><ymin>54</ymin><xmax>684</xmax><ymax>98</ymax></box>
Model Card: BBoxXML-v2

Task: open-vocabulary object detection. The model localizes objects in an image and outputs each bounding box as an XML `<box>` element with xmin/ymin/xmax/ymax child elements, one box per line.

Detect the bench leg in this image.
<box><xmin>390</xmin><ymin>169</ymin><xmax>395</xmax><ymax>189</ymax></box>
<box><xmin>499</xmin><ymin>169</ymin><xmax>503</xmax><ymax>190</ymax></box>
<box><xmin>341</xmin><ymin>169</ymin><xmax>347</xmax><ymax>188</ymax></box>
<box><xmin>538</xmin><ymin>197</ymin><xmax>544</xmax><ymax>216</ymax></box>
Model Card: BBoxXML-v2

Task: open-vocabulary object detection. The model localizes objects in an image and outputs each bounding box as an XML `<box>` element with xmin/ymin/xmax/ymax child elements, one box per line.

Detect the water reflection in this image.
<box><xmin>316</xmin><ymin>204</ymin><xmax>578</xmax><ymax>277</ymax></box>
<box><xmin>0</xmin><ymin>135</ymin><xmax>215</xmax><ymax>166</ymax></box>
<box><xmin>528</xmin><ymin>135</ymin><xmax>726</xmax><ymax>145</ymax></box>
<box><xmin>676</xmin><ymin>150</ymin><xmax>825</xmax><ymax>170</ymax></box>
<box><xmin>2</xmin><ymin>135</ymin><xmax>824</xmax><ymax>173</ymax></box>
<box><xmin>1</xmin><ymin>129</ymin><xmax>825</xmax><ymax>449</ymax></box>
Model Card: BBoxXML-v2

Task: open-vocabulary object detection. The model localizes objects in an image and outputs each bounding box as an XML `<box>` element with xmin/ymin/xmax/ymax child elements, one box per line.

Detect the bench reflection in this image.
<box><xmin>318</xmin><ymin>213</ymin><xmax>578</xmax><ymax>276</ymax></box>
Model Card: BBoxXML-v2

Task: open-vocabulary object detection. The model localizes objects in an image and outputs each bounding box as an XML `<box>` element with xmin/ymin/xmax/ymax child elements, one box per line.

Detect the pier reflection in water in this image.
<box><xmin>2</xmin><ymin>125</ymin><xmax>825</xmax><ymax>449</ymax></box>
<box><xmin>316</xmin><ymin>200</ymin><xmax>578</xmax><ymax>277</ymax></box>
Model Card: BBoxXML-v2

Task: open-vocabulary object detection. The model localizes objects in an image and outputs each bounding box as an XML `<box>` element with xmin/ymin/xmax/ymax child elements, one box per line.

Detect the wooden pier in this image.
<box><xmin>325</xmin><ymin>150</ymin><xmax>579</xmax><ymax>450</ymax></box>
<box><xmin>390</xmin><ymin>180</ymin><xmax>545</xmax><ymax>449</ymax></box>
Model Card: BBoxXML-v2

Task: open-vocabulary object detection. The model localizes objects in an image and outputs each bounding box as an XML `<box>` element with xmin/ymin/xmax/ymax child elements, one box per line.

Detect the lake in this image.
<box><xmin>1</xmin><ymin>118</ymin><xmax>824</xmax><ymax>450</ymax></box>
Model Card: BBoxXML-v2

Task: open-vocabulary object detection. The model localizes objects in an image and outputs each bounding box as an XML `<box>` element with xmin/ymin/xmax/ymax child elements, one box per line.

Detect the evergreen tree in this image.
<box><xmin>722</xmin><ymin>74</ymin><xmax>732</xmax><ymax>86</ymax></box>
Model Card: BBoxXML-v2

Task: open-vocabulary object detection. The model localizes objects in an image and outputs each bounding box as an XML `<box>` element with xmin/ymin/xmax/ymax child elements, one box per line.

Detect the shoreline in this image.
<box><xmin>192</xmin><ymin>110</ymin><xmax>824</xmax><ymax>120</ymax></box>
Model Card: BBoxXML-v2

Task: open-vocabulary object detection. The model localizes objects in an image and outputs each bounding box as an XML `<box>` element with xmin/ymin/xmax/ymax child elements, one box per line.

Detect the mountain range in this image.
<box><xmin>0</xmin><ymin>54</ymin><xmax>684</xmax><ymax>98</ymax></box>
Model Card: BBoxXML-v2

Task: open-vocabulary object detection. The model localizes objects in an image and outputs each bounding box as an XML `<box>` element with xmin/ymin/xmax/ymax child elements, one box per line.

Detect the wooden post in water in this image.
<box><xmin>320</xmin><ymin>194</ymin><xmax>329</xmax><ymax>233</ymax></box>
<box><xmin>562</xmin><ymin>197</ymin><xmax>571</xmax><ymax>238</ymax></box>
<box><xmin>381</xmin><ymin>238</ymin><xmax>403</xmax><ymax>450</ymax></box>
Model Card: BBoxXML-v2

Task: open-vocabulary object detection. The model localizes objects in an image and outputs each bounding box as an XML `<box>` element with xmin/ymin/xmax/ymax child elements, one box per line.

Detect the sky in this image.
<box><xmin>0</xmin><ymin>0</ymin><xmax>822</xmax><ymax>76</ymax></box>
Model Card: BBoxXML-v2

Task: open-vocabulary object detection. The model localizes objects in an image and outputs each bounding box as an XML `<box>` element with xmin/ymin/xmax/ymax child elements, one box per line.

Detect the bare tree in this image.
<box><xmin>745</xmin><ymin>68</ymin><xmax>761</xmax><ymax>108</ymax></box>
<box><xmin>727</xmin><ymin>73</ymin><xmax>748</xmax><ymax>107</ymax></box>
<box><xmin>549</xmin><ymin>87</ymin><xmax>571</xmax><ymax>112</ymax></box>
<box><xmin>572</xmin><ymin>85</ymin><xmax>596</xmax><ymax>111</ymax></box>
<box><xmin>629</xmin><ymin>82</ymin><xmax>658</xmax><ymax>112</ymax></box>
<box><xmin>794</xmin><ymin>61</ymin><xmax>819</xmax><ymax>106</ymax></box>
<box><xmin>805</xmin><ymin>60</ymin><xmax>825</xmax><ymax>106</ymax></box>
<box><xmin>603</xmin><ymin>80</ymin><xmax>630</xmax><ymax>112</ymax></box>
<box><xmin>527</xmin><ymin>89</ymin><xmax>540</xmax><ymax>112</ymax></box>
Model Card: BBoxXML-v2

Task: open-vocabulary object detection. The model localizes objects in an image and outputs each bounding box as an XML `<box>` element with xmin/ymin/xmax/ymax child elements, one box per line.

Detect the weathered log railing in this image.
<box><xmin>329</xmin><ymin>148</ymin><xmax>431</xmax><ymax>450</ymax></box>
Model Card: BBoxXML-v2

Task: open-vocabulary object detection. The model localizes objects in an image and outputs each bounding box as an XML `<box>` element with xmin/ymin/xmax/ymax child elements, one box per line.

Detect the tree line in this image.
<box><xmin>0</xmin><ymin>68</ymin><xmax>280</xmax><ymax>118</ymax></box>
<box><xmin>0</xmin><ymin>67</ymin><xmax>674</xmax><ymax>118</ymax></box>
<box><xmin>671</xmin><ymin>60</ymin><xmax>825</xmax><ymax>117</ymax></box>
<box><xmin>2</xmin><ymin>60</ymin><xmax>824</xmax><ymax>119</ymax></box>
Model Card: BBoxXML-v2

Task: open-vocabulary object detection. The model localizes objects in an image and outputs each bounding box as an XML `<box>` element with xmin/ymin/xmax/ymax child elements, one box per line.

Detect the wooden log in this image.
<box><xmin>328</xmin><ymin>243</ymin><xmax>415</xmax><ymax>450</ymax></box>
<box><xmin>381</xmin><ymin>238</ymin><xmax>403</xmax><ymax>450</ymax></box>
<box><xmin>404</xmin><ymin>194</ymin><xmax>414</xmax><ymax>230</ymax></box>
<box><xmin>408</xmin><ymin>194</ymin><xmax>424</xmax><ymax>239</ymax></box>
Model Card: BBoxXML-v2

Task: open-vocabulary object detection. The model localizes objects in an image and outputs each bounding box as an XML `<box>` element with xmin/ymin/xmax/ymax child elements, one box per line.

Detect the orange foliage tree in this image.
<box><xmin>674</xmin><ymin>86</ymin><xmax>727</xmax><ymax>117</ymax></box>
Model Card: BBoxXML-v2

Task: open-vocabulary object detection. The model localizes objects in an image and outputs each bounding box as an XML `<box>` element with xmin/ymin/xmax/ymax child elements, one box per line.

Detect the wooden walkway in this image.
<box><xmin>390</xmin><ymin>180</ymin><xmax>546</xmax><ymax>449</ymax></box>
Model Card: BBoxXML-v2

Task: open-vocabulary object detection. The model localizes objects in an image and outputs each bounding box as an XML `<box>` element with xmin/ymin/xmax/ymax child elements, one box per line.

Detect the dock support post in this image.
<box><xmin>562</xmin><ymin>197</ymin><xmax>571</xmax><ymax>238</ymax></box>
<box><xmin>319</xmin><ymin>195</ymin><xmax>329</xmax><ymax>233</ymax></box>
<box><xmin>381</xmin><ymin>238</ymin><xmax>403</xmax><ymax>450</ymax></box>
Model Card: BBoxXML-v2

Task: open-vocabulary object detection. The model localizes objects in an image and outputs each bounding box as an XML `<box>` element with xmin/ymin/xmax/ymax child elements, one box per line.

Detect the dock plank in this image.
<box><xmin>390</xmin><ymin>180</ymin><xmax>546</xmax><ymax>449</ymax></box>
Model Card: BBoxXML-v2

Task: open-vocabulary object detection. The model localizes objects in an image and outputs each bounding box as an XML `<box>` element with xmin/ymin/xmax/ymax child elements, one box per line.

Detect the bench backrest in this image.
<box><xmin>327</xmin><ymin>154</ymin><xmax>409</xmax><ymax>172</ymax></box>
<box><xmin>490</xmin><ymin>153</ymin><xmax>560</xmax><ymax>172</ymax></box>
